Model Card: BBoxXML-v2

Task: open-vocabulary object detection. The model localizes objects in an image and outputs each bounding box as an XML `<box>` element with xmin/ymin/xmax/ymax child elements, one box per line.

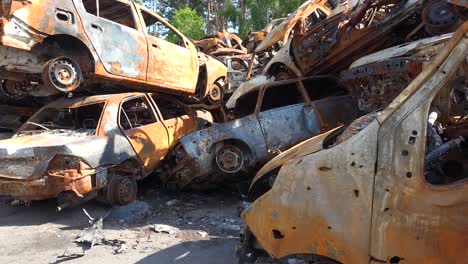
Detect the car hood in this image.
<box><xmin>0</xmin><ymin>132</ymin><xmax>97</xmax><ymax>158</ymax></box>
<box><xmin>249</xmin><ymin>126</ymin><xmax>342</xmax><ymax>192</ymax></box>
<box><xmin>0</xmin><ymin>131</ymin><xmax>117</xmax><ymax>180</ymax></box>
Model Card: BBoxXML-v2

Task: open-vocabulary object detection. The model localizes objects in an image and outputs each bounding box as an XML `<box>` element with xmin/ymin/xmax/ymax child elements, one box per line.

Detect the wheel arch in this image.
<box><xmin>33</xmin><ymin>34</ymin><xmax>96</xmax><ymax>74</ymax></box>
<box><xmin>213</xmin><ymin>138</ymin><xmax>256</xmax><ymax>168</ymax></box>
<box><xmin>110</xmin><ymin>158</ymin><xmax>144</xmax><ymax>180</ymax></box>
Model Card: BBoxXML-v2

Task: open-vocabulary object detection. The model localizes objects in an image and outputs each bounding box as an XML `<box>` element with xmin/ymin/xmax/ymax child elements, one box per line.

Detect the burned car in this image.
<box><xmin>244</xmin><ymin>0</ymin><xmax>336</xmax><ymax>80</ymax></box>
<box><xmin>0</xmin><ymin>92</ymin><xmax>212</xmax><ymax>209</ymax></box>
<box><xmin>239</xmin><ymin>23</ymin><xmax>468</xmax><ymax>264</ymax></box>
<box><xmin>0</xmin><ymin>0</ymin><xmax>226</xmax><ymax>103</ymax></box>
<box><xmin>249</xmin><ymin>0</ymin><xmax>465</xmax><ymax>81</ymax></box>
<box><xmin>160</xmin><ymin>76</ymin><xmax>361</xmax><ymax>190</ymax></box>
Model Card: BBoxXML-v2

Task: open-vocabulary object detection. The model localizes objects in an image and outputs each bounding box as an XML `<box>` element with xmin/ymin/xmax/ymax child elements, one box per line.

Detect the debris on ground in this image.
<box><xmin>151</xmin><ymin>224</ymin><xmax>180</xmax><ymax>235</ymax></box>
<box><xmin>75</xmin><ymin>209</ymin><xmax>110</xmax><ymax>248</ymax></box>
<box><xmin>108</xmin><ymin>200</ymin><xmax>152</xmax><ymax>225</ymax></box>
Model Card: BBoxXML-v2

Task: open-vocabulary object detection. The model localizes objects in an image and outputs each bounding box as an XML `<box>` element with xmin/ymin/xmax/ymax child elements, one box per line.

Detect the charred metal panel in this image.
<box><xmin>78</xmin><ymin>6</ymin><xmax>147</xmax><ymax>79</ymax></box>
<box><xmin>242</xmin><ymin>120</ymin><xmax>380</xmax><ymax>263</ymax></box>
<box><xmin>258</xmin><ymin>104</ymin><xmax>311</xmax><ymax>151</ymax></box>
<box><xmin>369</xmin><ymin>27</ymin><xmax>468</xmax><ymax>264</ymax></box>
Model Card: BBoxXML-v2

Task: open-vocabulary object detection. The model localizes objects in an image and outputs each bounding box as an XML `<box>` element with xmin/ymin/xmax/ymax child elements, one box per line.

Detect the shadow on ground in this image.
<box><xmin>135</xmin><ymin>238</ymin><xmax>238</xmax><ymax>264</ymax></box>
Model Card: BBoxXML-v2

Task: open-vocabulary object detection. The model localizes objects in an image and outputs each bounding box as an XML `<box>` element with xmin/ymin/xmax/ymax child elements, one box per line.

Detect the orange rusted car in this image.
<box><xmin>0</xmin><ymin>92</ymin><xmax>213</xmax><ymax>209</ymax></box>
<box><xmin>0</xmin><ymin>0</ymin><xmax>226</xmax><ymax>103</ymax></box>
<box><xmin>239</xmin><ymin>23</ymin><xmax>468</xmax><ymax>264</ymax></box>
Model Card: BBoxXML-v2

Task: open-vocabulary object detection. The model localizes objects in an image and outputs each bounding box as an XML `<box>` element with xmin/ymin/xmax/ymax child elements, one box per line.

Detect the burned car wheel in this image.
<box><xmin>215</xmin><ymin>144</ymin><xmax>246</xmax><ymax>174</ymax></box>
<box><xmin>42</xmin><ymin>57</ymin><xmax>82</xmax><ymax>93</ymax></box>
<box><xmin>107</xmin><ymin>175</ymin><xmax>137</xmax><ymax>206</ymax></box>
<box><xmin>207</xmin><ymin>81</ymin><xmax>224</xmax><ymax>104</ymax></box>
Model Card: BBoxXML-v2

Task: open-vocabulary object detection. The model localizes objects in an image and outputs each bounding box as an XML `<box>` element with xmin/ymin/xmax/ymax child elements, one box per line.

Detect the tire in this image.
<box><xmin>106</xmin><ymin>175</ymin><xmax>138</xmax><ymax>206</ymax></box>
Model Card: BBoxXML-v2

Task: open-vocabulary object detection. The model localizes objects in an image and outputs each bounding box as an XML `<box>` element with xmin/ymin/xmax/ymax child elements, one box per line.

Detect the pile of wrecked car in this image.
<box><xmin>0</xmin><ymin>0</ymin><xmax>467</xmax><ymax>263</ymax></box>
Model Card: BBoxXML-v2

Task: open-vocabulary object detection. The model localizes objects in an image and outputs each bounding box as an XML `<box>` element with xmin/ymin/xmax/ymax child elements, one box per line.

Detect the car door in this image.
<box><xmin>119</xmin><ymin>96</ymin><xmax>169</xmax><ymax>171</ymax></box>
<box><xmin>148</xmin><ymin>94</ymin><xmax>199</xmax><ymax>149</ymax></box>
<box><xmin>77</xmin><ymin>0</ymin><xmax>147</xmax><ymax>79</ymax></box>
<box><xmin>257</xmin><ymin>82</ymin><xmax>311</xmax><ymax>151</ymax></box>
<box><xmin>137</xmin><ymin>8</ymin><xmax>199</xmax><ymax>91</ymax></box>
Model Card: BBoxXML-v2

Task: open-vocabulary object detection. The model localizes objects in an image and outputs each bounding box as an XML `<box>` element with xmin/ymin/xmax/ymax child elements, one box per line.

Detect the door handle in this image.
<box><xmin>91</xmin><ymin>23</ymin><xmax>103</xmax><ymax>32</ymax></box>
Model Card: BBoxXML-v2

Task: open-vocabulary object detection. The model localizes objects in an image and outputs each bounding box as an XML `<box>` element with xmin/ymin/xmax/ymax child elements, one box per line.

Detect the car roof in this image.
<box><xmin>45</xmin><ymin>93</ymin><xmax>146</xmax><ymax>108</ymax></box>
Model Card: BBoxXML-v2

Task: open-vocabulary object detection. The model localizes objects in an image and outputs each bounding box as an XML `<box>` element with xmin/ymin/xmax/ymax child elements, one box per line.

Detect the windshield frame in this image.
<box><xmin>16</xmin><ymin>100</ymin><xmax>108</xmax><ymax>136</ymax></box>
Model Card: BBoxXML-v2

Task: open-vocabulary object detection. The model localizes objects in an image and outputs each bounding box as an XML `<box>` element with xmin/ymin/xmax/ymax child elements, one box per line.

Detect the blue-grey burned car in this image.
<box><xmin>0</xmin><ymin>92</ymin><xmax>212</xmax><ymax>209</ymax></box>
<box><xmin>160</xmin><ymin>76</ymin><xmax>362</xmax><ymax>190</ymax></box>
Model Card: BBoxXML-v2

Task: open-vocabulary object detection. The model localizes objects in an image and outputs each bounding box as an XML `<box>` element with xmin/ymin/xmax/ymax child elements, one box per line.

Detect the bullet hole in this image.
<box><xmin>351</xmin><ymin>162</ymin><xmax>356</xmax><ymax>167</ymax></box>
<box><xmin>390</xmin><ymin>256</ymin><xmax>404</xmax><ymax>263</ymax></box>
<box><xmin>307</xmin><ymin>186</ymin><xmax>311</xmax><ymax>190</ymax></box>
<box><xmin>384</xmin><ymin>208</ymin><xmax>390</xmax><ymax>212</ymax></box>
<box><xmin>359</xmin><ymin>165</ymin><xmax>363</xmax><ymax>168</ymax></box>
<box><xmin>292</xmin><ymin>227</ymin><xmax>296</xmax><ymax>230</ymax></box>
<box><xmin>272</xmin><ymin>229</ymin><xmax>284</xmax><ymax>239</ymax></box>
<box><xmin>408</xmin><ymin>136</ymin><xmax>416</xmax><ymax>145</ymax></box>
<box><xmin>351</xmin><ymin>153</ymin><xmax>355</xmax><ymax>156</ymax></box>
<box><xmin>328</xmin><ymin>226</ymin><xmax>332</xmax><ymax>230</ymax></box>
<box><xmin>354</xmin><ymin>189</ymin><xmax>359</xmax><ymax>198</ymax></box>
<box><xmin>412</xmin><ymin>130</ymin><xmax>418</xmax><ymax>135</ymax></box>
<box><xmin>402</xmin><ymin>150</ymin><xmax>409</xmax><ymax>156</ymax></box>
<box><xmin>385</xmin><ymin>188</ymin><xmax>390</xmax><ymax>192</ymax></box>
<box><xmin>406</xmin><ymin>172</ymin><xmax>412</xmax><ymax>178</ymax></box>
<box><xmin>319</xmin><ymin>167</ymin><xmax>331</xmax><ymax>171</ymax></box>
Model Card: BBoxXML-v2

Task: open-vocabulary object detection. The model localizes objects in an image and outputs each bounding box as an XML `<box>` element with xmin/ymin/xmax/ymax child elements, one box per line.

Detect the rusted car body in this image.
<box><xmin>240</xmin><ymin>23</ymin><xmax>468</xmax><ymax>264</ymax></box>
<box><xmin>243</xmin><ymin>0</ymin><xmax>336</xmax><ymax>80</ymax></box>
<box><xmin>340</xmin><ymin>32</ymin><xmax>453</xmax><ymax>113</ymax></box>
<box><xmin>0</xmin><ymin>0</ymin><xmax>226</xmax><ymax>103</ymax></box>
<box><xmin>223</xmin><ymin>54</ymin><xmax>262</xmax><ymax>95</ymax></box>
<box><xmin>243</xmin><ymin>18</ymin><xmax>285</xmax><ymax>53</ymax></box>
<box><xmin>0</xmin><ymin>92</ymin><xmax>212</xmax><ymax>208</ymax></box>
<box><xmin>193</xmin><ymin>31</ymin><xmax>247</xmax><ymax>57</ymax></box>
<box><xmin>160</xmin><ymin>77</ymin><xmax>361</xmax><ymax>190</ymax></box>
<box><xmin>255</xmin><ymin>0</ymin><xmax>426</xmax><ymax>80</ymax></box>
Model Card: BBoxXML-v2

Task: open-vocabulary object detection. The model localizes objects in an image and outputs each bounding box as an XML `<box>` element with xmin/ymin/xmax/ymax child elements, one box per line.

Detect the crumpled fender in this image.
<box><xmin>200</xmin><ymin>53</ymin><xmax>227</xmax><ymax>97</ymax></box>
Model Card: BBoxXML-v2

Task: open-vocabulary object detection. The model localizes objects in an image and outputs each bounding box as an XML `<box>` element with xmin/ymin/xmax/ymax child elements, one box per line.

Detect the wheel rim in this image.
<box><xmin>208</xmin><ymin>83</ymin><xmax>222</xmax><ymax>103</ymax></box>
<box><xmin>46</xmin><ymin>58</ymin><xmax>81</xmax><ymax>92</ymax></box>
<box><xmin>423</xmin><ymin>0</ymin><xmax>459</xmax><ymax>35</ymax></box>
<box><xmin>108</xmin><ymin>176</ymin><xmax>137</xmax><ymax>205</ymax></box>
<box><xmin>216</xmin><ymin>145</ymin><xmax>244</xmax><ymax>174</ymax></box>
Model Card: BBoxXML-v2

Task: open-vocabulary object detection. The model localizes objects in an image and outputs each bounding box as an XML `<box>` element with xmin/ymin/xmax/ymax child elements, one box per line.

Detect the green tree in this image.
<box><xmin>168</xmin><ymin>7</ymin><xmax>205</xmax><ymax>42</ymax></box>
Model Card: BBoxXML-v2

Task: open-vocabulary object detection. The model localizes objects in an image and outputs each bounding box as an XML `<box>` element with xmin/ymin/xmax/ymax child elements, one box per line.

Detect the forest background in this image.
<box><xmin>133</xmin><ymin>0</ymin><xmax>306</xmax><ymax>39</ymax></box>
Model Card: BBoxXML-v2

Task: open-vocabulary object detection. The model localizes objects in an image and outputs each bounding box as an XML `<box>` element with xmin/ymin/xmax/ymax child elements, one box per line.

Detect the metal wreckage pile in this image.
<box><xmin>0</xmin><ymin>0</ymin><xmax>467</xmax><ymax>263</ymax></box>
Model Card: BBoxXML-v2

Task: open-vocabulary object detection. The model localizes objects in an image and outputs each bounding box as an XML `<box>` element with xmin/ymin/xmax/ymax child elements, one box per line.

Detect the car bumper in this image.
<box><xmin>0</xmin><ymin>173</ymin><xmax>98</xmax><ymax>201</ymax></box>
